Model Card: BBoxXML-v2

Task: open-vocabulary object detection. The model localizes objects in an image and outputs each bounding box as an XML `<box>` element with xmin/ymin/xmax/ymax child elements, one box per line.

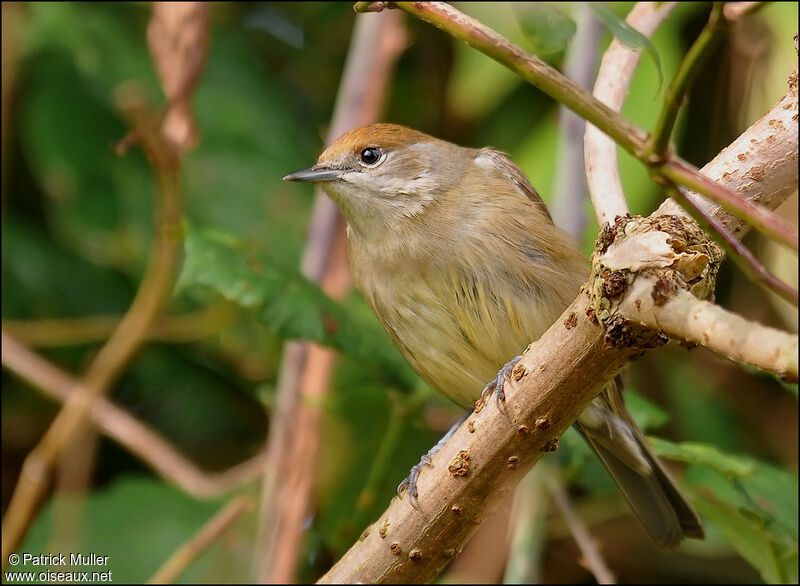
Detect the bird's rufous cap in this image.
<box><xmin>283</xmin><ymin>123</ymin><xmax>435</xmax><ymax>182</ymax></box>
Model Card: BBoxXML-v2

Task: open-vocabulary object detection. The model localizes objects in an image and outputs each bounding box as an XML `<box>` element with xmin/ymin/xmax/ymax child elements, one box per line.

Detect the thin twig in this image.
<box><xmin>148</xmin><ymin>496</ymin><xmax>253</xmax><ymax>584</ymax></box>
<box><xmin>655</xmin><ymin>71</ymin><xmax>798</xmax><ymax>239</ymax></box>
<box><xmin>586</xmin><ymin>2</ymin><xmax>677</xmax><ymax>226</ymax></box>
<box><xmin>2</xmin><ymin>302</ymin><xmax>235</xmax><ymax>347</ymax></box>
<box><xmin>661</xmin><ymin>159</ymin><xmax>799</xmax><ymax>252</ymax></box>
<box><xmin>547</xmin><ymin>477</ymin><xmax>616</xmax><ymax>585</ymax></box>
<box><xmin>1</xmin><ymin>93</ymin><xmax>183</xmax><ymax>565</ymax></box>
<box><xmin>380</xmin><ymin>1</ymin><xmax>647</xmax><ymax>156</ymax></box>
<box><xmin>1</xmin><ymin>331</ymin><xmax>267</xmax><ymax>498</ymax></box>
<box><xmin>647</xmin><ymin>3</ymin><xmax>728</xmax><ymax>156</ymax></box>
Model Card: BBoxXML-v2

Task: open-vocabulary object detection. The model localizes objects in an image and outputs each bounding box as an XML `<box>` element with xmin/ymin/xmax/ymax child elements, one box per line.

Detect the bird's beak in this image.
<box><xmin>283</xmin><ymin>166</ymin><xmax>343</xmax><ymax>183</ymax></box>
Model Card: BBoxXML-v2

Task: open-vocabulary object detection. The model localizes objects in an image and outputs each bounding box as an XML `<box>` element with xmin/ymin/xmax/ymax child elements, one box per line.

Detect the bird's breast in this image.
<box><xmin>349</xmin><ymin>235</ymin><xmax>560</xmax><ymax>408</ymax></box>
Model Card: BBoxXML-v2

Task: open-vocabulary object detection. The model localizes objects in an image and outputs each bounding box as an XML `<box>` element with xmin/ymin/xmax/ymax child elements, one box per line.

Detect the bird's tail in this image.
<box><xmin>574</xmin><ymin>377</ymin><xmax>704</xmax><ymax>549</ymax></box>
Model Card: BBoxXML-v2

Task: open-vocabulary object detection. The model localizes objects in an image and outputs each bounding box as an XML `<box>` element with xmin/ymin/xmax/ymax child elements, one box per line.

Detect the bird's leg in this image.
<box><xmin>398</xmin><ymin>356</ymin><xmax>522</xmax><ymax>509</ymax></box>
<box><xmin>398</xmin><ymin>410</ymin><xmax>471</xmax><ymax>510</ymax></box>
<box><xmin>480</xmin><ymin>355</ymin><xmax>522</xmax><ymax>414</ymax></box>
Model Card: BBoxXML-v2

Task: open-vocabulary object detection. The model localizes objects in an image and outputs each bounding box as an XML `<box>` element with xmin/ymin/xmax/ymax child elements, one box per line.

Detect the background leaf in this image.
<box><xmin>591</xmin><ymin>3</ymin><xmax>663</xmax><ymax>90</ymax></box>
<box><xmin>515</xmin><ymin>4</ymin><xmax>576</xmax><ymax>55</ymax></box>
<box><xmin>176</xmin><ymin>226</ymin><xmax>414</xmax><ymax>385</ymax></box>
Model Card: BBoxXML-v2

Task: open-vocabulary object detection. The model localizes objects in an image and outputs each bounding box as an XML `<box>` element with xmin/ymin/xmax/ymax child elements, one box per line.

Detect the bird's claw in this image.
<box><xmin>400</xmin><ymin>358</ymin><xmax>522</xmax><ymax>509</ymax></box>
<box><xmin>397</xmin><ymin>412</ymin><xmax>470</xmax><ymax>511</ymax></box>
<box><xmin>398</xmin><ymin>457</ymin><xmax>432</xmax><ymax>510</ymax></box>
<box><xmin>480</xmin><ymin>356</ymin><xmax>522</xmax><ymax>415</ymax></box>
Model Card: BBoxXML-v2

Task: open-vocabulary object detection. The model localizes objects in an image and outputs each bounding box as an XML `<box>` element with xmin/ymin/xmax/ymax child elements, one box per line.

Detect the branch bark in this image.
<box><xmin>620</xmin><ymin>286</ymin><xmax>798</xmax><ymax>381</ymax></box>
<box><xmin>319</xmin><ymin>290</ymin><xmax>634</xmax><ymax>583</ymax></box>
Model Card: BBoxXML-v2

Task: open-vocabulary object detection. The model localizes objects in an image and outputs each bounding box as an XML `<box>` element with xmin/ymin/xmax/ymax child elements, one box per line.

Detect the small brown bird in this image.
<box><xmin>285</xmin><ymin>123</ymin><xmax>703</xmax><ymax>548</ymax></box>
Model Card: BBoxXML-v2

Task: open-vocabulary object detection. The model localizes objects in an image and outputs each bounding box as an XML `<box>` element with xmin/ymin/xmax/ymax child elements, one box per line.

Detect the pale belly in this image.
<box><xmin>362</xmin><ymin>266</ymin><xmax>561</xmax><ymax>409</ymax></box>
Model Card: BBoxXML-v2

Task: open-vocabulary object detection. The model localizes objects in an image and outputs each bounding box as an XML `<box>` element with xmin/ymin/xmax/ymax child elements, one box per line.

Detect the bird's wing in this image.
<box><xmin>478</xmin><ymin>148</ymin><xmax>554</xmax><ymax>223</ymax></box>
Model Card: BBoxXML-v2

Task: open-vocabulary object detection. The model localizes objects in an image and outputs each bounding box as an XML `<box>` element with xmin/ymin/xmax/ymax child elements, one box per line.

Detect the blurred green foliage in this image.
<box><xmin>2</xmin><ymin>2</ymin><xmax>797</xmax><ymax>584</ymax></box>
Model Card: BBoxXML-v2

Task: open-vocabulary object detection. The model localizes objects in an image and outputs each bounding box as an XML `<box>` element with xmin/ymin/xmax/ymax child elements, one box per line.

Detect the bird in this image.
<box><xmin>284</xmin><ymin>122</ymin><xmax>704</xmax><ymax>548</ymax></box>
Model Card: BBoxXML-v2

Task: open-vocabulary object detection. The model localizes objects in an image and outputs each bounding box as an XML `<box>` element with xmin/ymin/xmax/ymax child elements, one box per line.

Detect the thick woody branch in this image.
<box><xmin>619</xmin><ymin>285</ymin><xmax>798</xmax><ymax>381</ymax></box>
<box><xmin>660</xmin><ymin>181</ymin><xmax>798</xmax><ymax>305</ymax></box>
<box><xmin>319</xmin><ymin>293</ymin><xmax>635</xmax><ymax>583</ymax></box>
<box><xmin>593</xmin><ymin>211</ymin><xmax>797</xmax><ymax>381</ymax></box>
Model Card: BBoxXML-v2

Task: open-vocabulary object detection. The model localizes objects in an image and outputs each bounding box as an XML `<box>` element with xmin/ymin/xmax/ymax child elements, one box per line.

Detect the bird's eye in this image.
<box><xmin>359</xmin><ymin>147</ymin><xmax>384</xmax><ymax>167</ymax></box>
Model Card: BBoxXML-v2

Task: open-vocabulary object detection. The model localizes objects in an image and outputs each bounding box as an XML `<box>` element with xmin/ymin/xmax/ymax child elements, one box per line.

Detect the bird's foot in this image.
<box><xmin>480</xmin><ymin>355</ymin><xmax>522</xmax><ymax>415</ymax></box>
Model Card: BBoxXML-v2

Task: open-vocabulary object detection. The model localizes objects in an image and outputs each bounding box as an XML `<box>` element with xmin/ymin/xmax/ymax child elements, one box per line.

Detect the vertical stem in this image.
<box><xmin>647</xmin><ymin>3</ymin><xmax>727</xmax><ymax>156</ymax></box>
<box><xmin>254</xmin><ymin>10</ymin><xmax>406</xmax><ymax>583</ymax></box>
<box><xmin>552</xmin><ymin>3</ymin><xmax>602</xmax><ymax>238</ymax></box>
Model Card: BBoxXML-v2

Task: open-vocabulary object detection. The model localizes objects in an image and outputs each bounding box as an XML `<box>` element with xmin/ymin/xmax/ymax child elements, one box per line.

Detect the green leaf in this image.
<box><xmin>654</xmin><ymin>439</ymin><xmax>798</xmax><ymax>583</ymax></box>
<box><xmin>624</xmin><ymin>390</ymin><xmax>670</xmax><ymax>431</ymax></box>
<box><xmin>177</xmin><ymin>227</ymin><xmax>349</xmax><ymax>343</ymax></box>
<box><xmin>693</xmin><ymin>493</ymin><xmax>796</xmax><ymax>583</ymax></box>
<box><xmin>515</xmin><ymin>4</ymin><xmax>576</xmax><ymax>55</ymax></box>
<box><xmin>18</xmin><ymin>477</ymin><xmax>250</xmax><ymax>584</ymax></box>
<box><xmin>687</xmin><ymin>463</ymin><xmax>798</xmax><ymax>583</ymax></box>
<box><xmin>649</xmin><ymin>437</ymin><xmax>755</xmax><ymax>477</ymax></box>
<box><xmin>176</xmin><ymin>226</ymin><xmax>410</xmax><ymax>380</ymax></box>
<box><xmin>591</xmin><ymin>4</ymin><xmax>663</xmax><ymax>90</ymax></box>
